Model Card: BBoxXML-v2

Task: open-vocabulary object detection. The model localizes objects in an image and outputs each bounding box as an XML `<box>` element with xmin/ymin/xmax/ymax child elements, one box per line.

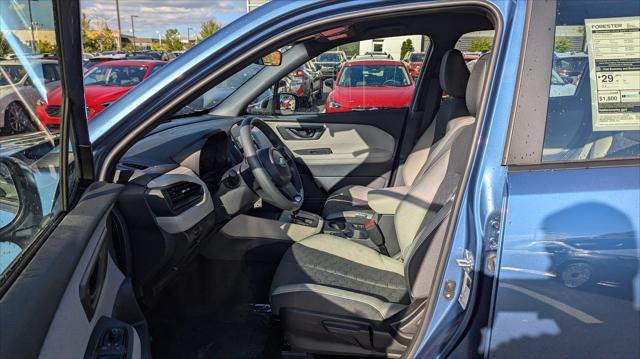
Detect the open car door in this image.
<box><xmin>0</xmin><ymin>1</ymin><xmax>149</xmax><ymax>358</ymax></box>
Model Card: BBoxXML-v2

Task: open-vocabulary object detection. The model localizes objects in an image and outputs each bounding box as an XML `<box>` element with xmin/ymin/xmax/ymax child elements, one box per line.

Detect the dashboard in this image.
<box><xmin>115</xmin><ymin>115</ymin><xmax>270</xmax><ymax>296</ymax></box>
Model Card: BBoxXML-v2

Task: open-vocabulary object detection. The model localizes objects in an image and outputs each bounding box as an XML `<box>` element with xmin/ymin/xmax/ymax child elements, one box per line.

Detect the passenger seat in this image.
<box><xmin>322</xmin><ymin>49</ymin><xmax>471</xmax><ymax>218</ymax></box>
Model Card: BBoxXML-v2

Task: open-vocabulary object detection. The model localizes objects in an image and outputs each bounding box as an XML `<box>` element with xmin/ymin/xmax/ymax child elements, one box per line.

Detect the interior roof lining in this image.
<box><xmin>301</xmin><ymin>8</ymin><xmax>494</xmax><ymax>56</ymax></box>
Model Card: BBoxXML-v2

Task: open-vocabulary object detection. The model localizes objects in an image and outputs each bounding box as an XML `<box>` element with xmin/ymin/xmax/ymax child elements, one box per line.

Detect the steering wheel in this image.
<box><xmin>239</xmin><ymin>117</ymin><xmax>304</xmax><ymax>211</ymax></box>
<box><xmin>383</xmin><ymin>79</ymin><xmax>401</xmax><ymax>86</ymax></box>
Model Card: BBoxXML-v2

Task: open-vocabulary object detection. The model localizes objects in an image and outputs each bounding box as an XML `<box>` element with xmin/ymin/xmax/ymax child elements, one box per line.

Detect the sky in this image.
<box><xmin>80</xmin><ymin>0</ymin><xmax>248</xmax><ymax>39</ymax></box>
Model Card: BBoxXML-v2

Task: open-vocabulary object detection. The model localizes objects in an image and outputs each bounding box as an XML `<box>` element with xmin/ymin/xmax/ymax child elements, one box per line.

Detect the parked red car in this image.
<box><xmin>36</xmin><ymin>60</ymin><xmax>165</xmax><ymax>126</ymax></box>
<box><xmin>325</xmin><ymin>59</ymin><xmax>414</xmax><ymax>113</ymax></box>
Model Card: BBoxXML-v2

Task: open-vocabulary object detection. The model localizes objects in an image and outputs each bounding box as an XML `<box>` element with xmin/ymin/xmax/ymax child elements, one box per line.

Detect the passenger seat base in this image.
<box><xmin>280</xmin><ymin>308</ymin><xmax>407</xmax><ymax>358</ymax></box>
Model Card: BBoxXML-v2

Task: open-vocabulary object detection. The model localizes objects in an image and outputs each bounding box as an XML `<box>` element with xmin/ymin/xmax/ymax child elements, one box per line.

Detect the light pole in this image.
<box><xmin>27</xmin><ymin>0</ymin><xmax>36</xmax><ymax>52</ymax></box>
<box><xmin>115</xmin><ymin>0</ymin><xmax>123</xmax><ymax>50</ymax></box>
<box><xmin>187</xmin><ymin>27</ymin><xmax>192</xmax><ymax>46</ymax></box>
<box><xmin>156</xmin><ymin>31</ymin><xmax>162</xmax><ymax>47</ymax></box>
<box><xmin>130</xmin><ymin>15</ymin><xmax>139</xmax><ymax>50</ymax></box>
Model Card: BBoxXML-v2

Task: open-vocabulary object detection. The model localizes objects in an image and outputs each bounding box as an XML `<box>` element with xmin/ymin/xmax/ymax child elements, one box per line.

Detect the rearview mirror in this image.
<box><xmin>258</xmin><ymin>50</ymin><xmax>283</xmax><ymax>66</ymax></box>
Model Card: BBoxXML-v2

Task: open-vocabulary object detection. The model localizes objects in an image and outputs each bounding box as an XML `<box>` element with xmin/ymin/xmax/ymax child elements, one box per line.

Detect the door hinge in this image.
<box><xmin>456</xmin><ymin>249</ymin><xmax>474</xmax><ymax>273</ymax></box>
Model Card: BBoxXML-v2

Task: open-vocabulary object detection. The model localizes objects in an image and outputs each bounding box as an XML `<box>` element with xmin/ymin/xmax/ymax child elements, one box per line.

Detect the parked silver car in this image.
<box><xmin>288</xmin><ymin>60</ymin><xmax>322</xmax><ymax>106</ymax></box>
<box><xmin>0</xmin><ymin>59</ymin><xmax>60</xmax><ymax>135</ymax></box>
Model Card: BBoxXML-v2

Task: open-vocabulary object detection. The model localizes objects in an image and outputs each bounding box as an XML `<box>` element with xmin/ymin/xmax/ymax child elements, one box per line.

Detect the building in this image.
<box><xmin>246</xmin><ymin>0</ymin><xmax>270</xmax><ymax>12</ymax></box>
<box><xmin>359</xmin><ymin>35</ymin><xmax>428</xmax><ymax>60</ymax></box>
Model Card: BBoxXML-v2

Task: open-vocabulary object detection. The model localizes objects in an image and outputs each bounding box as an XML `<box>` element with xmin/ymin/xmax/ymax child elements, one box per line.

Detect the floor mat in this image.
<box><xmin>150</xmin><ymin>304</ymin><xmax>283</xmax><ymax>359</ymax></box>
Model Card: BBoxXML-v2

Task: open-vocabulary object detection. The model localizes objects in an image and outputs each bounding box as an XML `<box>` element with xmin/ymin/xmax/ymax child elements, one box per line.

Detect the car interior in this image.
<box><xmin>88</xmin><ymin>6</ymin><xmax>495</xmax><ymax>359</ymax></box>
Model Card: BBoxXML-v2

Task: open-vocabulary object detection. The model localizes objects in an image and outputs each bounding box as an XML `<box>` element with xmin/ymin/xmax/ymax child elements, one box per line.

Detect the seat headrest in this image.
<box><xmin>466</xmin><ymin>53</ymin><xmax>490</xmax><ymax>116</ymax></box>
<box><xmin>439</xmin><ymin>49</ymin><xmax>469</xmax><ymax>98</ymax></box>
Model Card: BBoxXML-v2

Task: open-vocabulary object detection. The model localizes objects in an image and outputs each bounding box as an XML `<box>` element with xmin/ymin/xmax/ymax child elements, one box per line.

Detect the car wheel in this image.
<box><xmin>2</xmin><ymin>102</ymin><xmax>35</xmax><ymax>135</ymax></box>
<box><xmin>559</xmin><ymin>262</ymin><xmax>594</xmax><ymax>288</ymax></box>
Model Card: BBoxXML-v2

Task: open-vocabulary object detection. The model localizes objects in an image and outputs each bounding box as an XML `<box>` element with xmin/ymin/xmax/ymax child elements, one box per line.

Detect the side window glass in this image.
<box><xmin>0</xmin><ymin>0</ymin><xmax>72</xmax><ymax>280</ymax></box>
<box><xmin>456</xmin><ymin>30</ymin><xmax>495</xmax><ymax>72</ymax></box>
<box><xmin>542</xmin><ymin>1</ymin><xmax>639</xmax><ymax>162</ymax></box>
<box><xmin>178</xmin><ymin>63</ymin><xmax>264</xmax><ymax>116</ymax></box>
<box><xmin>247</xmin><ymin>36</ymin><xmax>431</xmax><ymax>115</ymax></box>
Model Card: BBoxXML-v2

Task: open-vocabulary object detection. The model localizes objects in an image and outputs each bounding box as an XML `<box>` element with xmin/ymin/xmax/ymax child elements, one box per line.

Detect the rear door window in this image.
<box><xmin>542</xmin><ymin>3</ymin><xmax>639</xmax><ymax>162</ymax></box>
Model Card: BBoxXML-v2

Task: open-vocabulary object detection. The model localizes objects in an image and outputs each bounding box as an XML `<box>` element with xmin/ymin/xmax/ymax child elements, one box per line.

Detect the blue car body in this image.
<box><xmin>13</xmin><ymin>0</ymin><xmax>635</xmax><ymax>357</ymax></box>
<box><xmin>86</xmin><ymin>0</ymin><xmax>638</xmax><ymax>357</ymax></box>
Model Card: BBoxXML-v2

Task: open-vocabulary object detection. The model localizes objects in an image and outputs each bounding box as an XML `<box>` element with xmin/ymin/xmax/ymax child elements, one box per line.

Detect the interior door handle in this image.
<box><xmin>277</xmin><ymin>126</ymin><xmax>325</xmax><ymax>140</ymax></box>
<box><xmin>79</xmin><ymin>239</ymin><xmax>108</xmax><ymax>321</ymax></box>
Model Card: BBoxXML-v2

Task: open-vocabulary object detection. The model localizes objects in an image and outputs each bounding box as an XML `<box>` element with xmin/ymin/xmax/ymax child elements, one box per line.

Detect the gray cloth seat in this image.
<box><xmin>270</xmin><ymin>54</ymin><xmax>490</xmax><ymax>355</ymax></box>
<box><xmin>270</xmin><ymin>234</ymin><xmax>409</xmax><ymax>320</ymax></box>
<box><xmin>321</xmin><ymin>49</ymin><xmax>471</xmax><ymax>218</ymax></box>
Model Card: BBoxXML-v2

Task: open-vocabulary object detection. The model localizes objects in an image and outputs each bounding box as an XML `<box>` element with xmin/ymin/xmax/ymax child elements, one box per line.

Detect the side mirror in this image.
<box><xmin>0</xmin><ymin>157</ymin><xmax>42</xmax><ymax>242</ymax></box>
<box><xmin>323</xmin><ymin>79</ymin><xmax>334</xmax><ymax>89</ymax></box>
<box><xmin>278</xmin><ymin>93</ymin><xmax>299</xmax><ymax>114</ymax></box>
<box><xmin>258</xmin><ymin>50</ymin><xmax>283</xmax><ymax>66</ymax></box>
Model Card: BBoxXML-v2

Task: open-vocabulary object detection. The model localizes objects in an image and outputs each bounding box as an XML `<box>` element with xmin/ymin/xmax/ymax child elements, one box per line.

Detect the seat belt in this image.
<box><xmin>402</xmin><ymin>198</ymin><xmax>455</xmax><ymax>264</ymax></box>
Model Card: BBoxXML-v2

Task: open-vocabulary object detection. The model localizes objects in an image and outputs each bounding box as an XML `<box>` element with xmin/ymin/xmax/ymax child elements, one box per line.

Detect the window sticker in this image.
<box><xmin>584</xmin><ymin>16</ymin><xmax>640</xmax><ymax>131</ymax></box>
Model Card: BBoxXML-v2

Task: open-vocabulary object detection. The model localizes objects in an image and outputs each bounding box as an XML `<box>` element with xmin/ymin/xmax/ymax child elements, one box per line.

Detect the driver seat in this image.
<box><xmin>269</xmin><ymin>54</ymin><xmax>489</xmax><ymax>356</ymax></box>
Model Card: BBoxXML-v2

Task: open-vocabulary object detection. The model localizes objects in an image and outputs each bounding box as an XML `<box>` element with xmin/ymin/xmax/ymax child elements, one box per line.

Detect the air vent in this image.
<box><xmin>162</xmin><ymin>181</ymin><xmax>204</xmax><ymax>215</ymax></box>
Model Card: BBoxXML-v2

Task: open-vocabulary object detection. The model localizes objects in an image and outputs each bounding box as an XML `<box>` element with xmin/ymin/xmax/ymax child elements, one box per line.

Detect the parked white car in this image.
<box><xmin>0</xmin><ymin>59</ymin><xmax>60</xmax><ymax>135</ymax></box>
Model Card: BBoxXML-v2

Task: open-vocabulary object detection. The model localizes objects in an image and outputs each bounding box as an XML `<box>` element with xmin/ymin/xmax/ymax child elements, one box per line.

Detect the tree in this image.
<box><xmin>36</xmin><ymin>40</ymin><xmax>56</xmax><ymax>54</ymax></box>
<box><xmin>400</xmin><ymin>39</ymin><xmax>414</xmax><ymax>60</ymax></box>
<box><xmin>94</xmin><ymin>23</ymin><xmax>117</xmax><ymax>52</ymax></box>
<box><xmin>150</xmin><ymin>42</ymin><xmax>164</xmax><ymax>51</ymax></box>
<box><xmin>0</xmin><ymin>32</ymin><xmax>11</xmax><ymax>57</ymax></box>
<box><xmin>200</xmin><ymin>19</ymin><xmax>220</xmax><ymax>40</ymax></box>
<box><xmin>468</xmin><ymin>37</ymin><xmax>492</xmax><ymax>53</ymax></box>
<box><xmin>555</xmin><ymin>36</ymin><xmax>572</xmax><ymax>53</ymax></box>
<box><xmin>81</xmin><ymin>14</ymin><xmax>98</xmax><ymax>53</ymax></box>
<box><xmin>337</xmin><ymin>42</ymin><xmax>359</xmax><ymax>58</ymax></box>
<box><xmin>164</xmin><ymin>28</ymin><xmax>183</xmax><ymax>51</ymax></box>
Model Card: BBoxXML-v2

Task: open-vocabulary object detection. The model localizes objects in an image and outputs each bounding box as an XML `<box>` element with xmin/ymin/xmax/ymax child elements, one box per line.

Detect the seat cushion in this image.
<box><xmin>270</xmin><ymin>234</ymin><xmax>409</xmax><ymax>320</ymax></box>
<box><xmin>322</xmin><ymin>185</ymin><xmax>372</xmax><ymax>217</ymax></box>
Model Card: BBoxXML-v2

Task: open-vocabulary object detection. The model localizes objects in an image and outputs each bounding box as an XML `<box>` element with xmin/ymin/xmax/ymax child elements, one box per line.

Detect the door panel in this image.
<box><xmin>267</xmin><ymin>121</ymin><xmax>395</xmax><ymax>187</ymax></box>
<box><xmin>262</xmin><ymin>108</ymin><xmax>408</xmax><ymax>211</ymax></box>
<box><xmin>0</xmin><ymin>183</ymin><xmax>147</xmax><ymax>359</ymax></box>
<box><xmin>491</xmin><ymin>166</ymin><xmax>640</xmax><ymax>358</ymax></box>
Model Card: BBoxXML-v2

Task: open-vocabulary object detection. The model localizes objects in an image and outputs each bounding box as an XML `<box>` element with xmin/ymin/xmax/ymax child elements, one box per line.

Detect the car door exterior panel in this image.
<box><xmin>491</xmin><ymin>166</ymin><xmax>640</xmax><ymax>358</ymax></box>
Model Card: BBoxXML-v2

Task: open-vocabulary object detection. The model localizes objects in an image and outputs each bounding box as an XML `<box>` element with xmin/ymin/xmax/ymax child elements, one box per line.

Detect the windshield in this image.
<box><xmin>551</xmin><ymin>69</ymin><xmax>566</xmax><ymax>85</ymax></box>
<box><xmin>84</xmin><ymin>65</ymin><xmax>149</xmax><ymax>87</ymax></box>
<box><xmin>176</xmin><ymin>63</ymin><xmax>264</xmax><ymax>115</ymax></box>
<box><xmin>337</xmin><ymin>64</ymin><xmax>411</xmax><ymax>87</ymax></box>
<box><xmin>317</xmin><ymin>53</ymin><xmax>340</xmax><ymax>62</ymax></box>
<box><xmin>410</xmin><ymin>53</ymin><xmax>425</xmax><ymax>62</ymax></box>
<box><xmin>0</xmin><ymin>65</ymin><xmax>27</xmax><ymax>86</ymax></box>
<box><xmin>556</xmin><ymin>57</ymin><xmax>587</xmax><ymax>73</ymax></box>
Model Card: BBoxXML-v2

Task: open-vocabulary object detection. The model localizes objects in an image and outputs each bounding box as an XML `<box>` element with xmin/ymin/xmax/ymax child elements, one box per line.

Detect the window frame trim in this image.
<box><xmin>502</xmin><ymin>0</ymin><xmax>556</xmax><ymax>166</ymax></box>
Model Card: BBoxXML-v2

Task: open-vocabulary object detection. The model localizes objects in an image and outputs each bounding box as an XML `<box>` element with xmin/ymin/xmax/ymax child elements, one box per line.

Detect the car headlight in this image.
<box><xmin>327</xmin><ymin>95</ymin><xmax>342</xmax><ymax>109</ymax></box>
